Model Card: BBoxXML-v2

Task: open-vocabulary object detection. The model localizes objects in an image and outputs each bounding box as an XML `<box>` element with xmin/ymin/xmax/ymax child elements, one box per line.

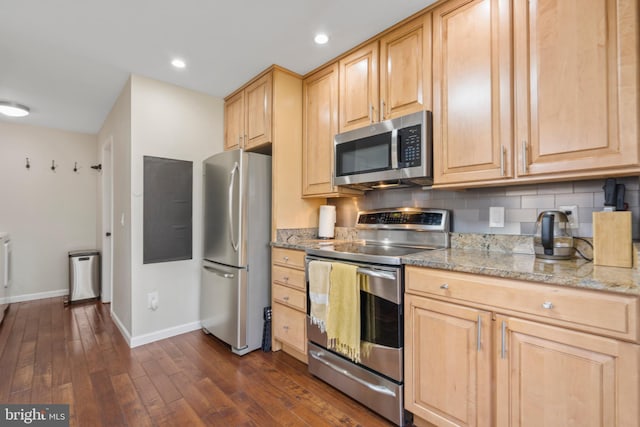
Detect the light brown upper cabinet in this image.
<box><xmin>379</xmin><ymin>13</ymin><xmax>432</xmax><ymax>121</ymax></box>
<box><xmin>302</xmin><ymin>63</ymin><xmax>363</xmax><ymax>198</ymax></box>
<box><xmin>514</xmin><ymin>0</ymin><xmax>639</xmax><ymax>178</ymax></box>
<box><xmin>338</xmin><ymin>14</ymin><xmax>431</xmax><ymax>133</ymax></box>
<box><xmin>224</xmin><ymin>71</ymin><xmax>273</xmax><ymax>152</ymax></box>
<box><xmin>339</xmin><ymin>41</ymin><xmax>379</xmax><ymax>133</ymax></box>
<box><xmin>224</xmin><ymin>91</ymin><xmax>244</xmax><ymax>151</ymax></box>
<box><xmin>432</xmin><ymin>0</ymin><xmax>513</xmax><ymax>186</ymax></box>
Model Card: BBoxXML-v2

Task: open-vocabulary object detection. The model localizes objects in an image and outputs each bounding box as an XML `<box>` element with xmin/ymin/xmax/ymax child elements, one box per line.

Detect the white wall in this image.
<box><xmin>0</xmin><ymin>122</ymin><xmax>98</xmax><ymax>300</ymax></box>
<box><xmin>129</xmin><ymin>75</ymin><xmax>223</xmax><ymax>339</ymax></box>
<box><xmin>98</xmin><ymin>79</ymin><xmax>133</xmax><ymax>333</ymax></box>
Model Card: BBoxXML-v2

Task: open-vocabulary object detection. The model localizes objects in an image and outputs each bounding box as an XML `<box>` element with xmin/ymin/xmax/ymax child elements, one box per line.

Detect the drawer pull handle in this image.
<box><xmin>283</xmin><ymin>256</ymin><xmax>289</xmax><ymax>262</ymax></box>
<box><xmin>501</xmin><ymin>321</ymin><xmax>507</xmax><ymax>359</ymax></box>
<box><xmin>283</xmin><ymin>326</ymin><xmax>289</xmax><ymax>331</ymax></box>
<box><xmin>440</xmin><ymin>283</ymin><xmax>449</xmax><ymax>290</ymax></box>
<box><xmin>283</xmin><ymin>296</ymin><xmax>290</xmax><ymax>301</ymax></box>
<box><xmin>283</xmin><ymin>276</ymin><xmax>289</xmax><ymax>282</ymax></box>
<box><xmin>542</xmin><ymin>301</ymin><xmax>554</xmax><ymax>309</ymax></box>
<box><xmin>477</xmin><ymin>315</ymin><xmax>482</xmax><ymax>352</ymax></box>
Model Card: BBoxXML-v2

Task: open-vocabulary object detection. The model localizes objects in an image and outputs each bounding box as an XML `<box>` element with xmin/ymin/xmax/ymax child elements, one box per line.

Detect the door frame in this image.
<box><xmin>101</xmin><ymin>137</ymin><xmax>114</xmax><ymax>304</ymax></box>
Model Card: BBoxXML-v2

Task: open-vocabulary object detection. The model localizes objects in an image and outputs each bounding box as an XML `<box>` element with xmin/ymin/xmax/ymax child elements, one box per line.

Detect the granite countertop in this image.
<box><xmin>403</xmin><ymin>248</ymin><xmax>640</xmax><ymax>296</ymax></box>
<box><xmin>272</xmin><ymin>230</ymin><xmax>640</xmax><ymax>297</ymax></box>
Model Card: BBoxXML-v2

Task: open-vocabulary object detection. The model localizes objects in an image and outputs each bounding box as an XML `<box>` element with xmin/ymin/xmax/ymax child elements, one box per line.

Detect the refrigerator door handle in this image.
<box><xmin>203</xmin><ymin>265</ymin><xmax>235</xmax><ymax>279</ymax></box>
<box><xmin>228</xmin><ymin>162</ymin><xmax>240</xmax><ymax>252</ymax></box>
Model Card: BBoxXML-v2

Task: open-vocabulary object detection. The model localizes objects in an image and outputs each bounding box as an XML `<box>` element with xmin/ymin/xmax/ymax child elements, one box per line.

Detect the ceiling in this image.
<box><xmin>0</xmin><ymin>0</ymin><xmax>437</xmax><ymax>134</ymax></box>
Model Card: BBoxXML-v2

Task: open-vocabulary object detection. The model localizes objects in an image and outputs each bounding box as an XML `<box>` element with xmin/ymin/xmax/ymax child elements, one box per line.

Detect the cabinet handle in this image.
<box><xmin>283</xmin><ymin>276</ymin><xmax>289</xmax><ymax>282</ymax></box>
<box><xmin>440</xmin><ymin>283</ymin><xmax>449</xmax><ymax>289</ymax></box>
<box><xmin>380</xmin><ymin>99</ymin><xmax>385</xmax><ymax>121</ymax></box>
<box><xmin>283</xmin><ymin>256</ymin><xmax>289</xmax><ymax>262</ymax></box>
<box><xmin>283</xmin><ymin>325</ymin><xmax>289</xmax><ymax>331</ymax></box>
<box><xmin>477</xmin><ymin>315</ymin><xmax>482</xmax><ymax>352</ymax></box>
<box><xmin>369</xmin><ymin>104</ymin><xmax>374</xmax><ymax>123</ymax></box>
<box><xmin>283</xmin><ymin>296</ymin><xmax>290</xmax><ymax>301</ymax></box>
<box><xmin>522</xmin><ymin>140</ymin><xmax>528</xmax><ymax>173</ymax></box>
<box><xmin>500</xmin><ymin>145</ymin><xmax>505</xmax><ymax>177</ymax></box>
<box><xmin>542</xmin><ymin>301</ymin><xmax>554</xmax><ymax>309</ymax></box>
<box><xmin>501</xmin><ymin>321</ymin><xmax>507</xmax><ymax>359</ymax></box>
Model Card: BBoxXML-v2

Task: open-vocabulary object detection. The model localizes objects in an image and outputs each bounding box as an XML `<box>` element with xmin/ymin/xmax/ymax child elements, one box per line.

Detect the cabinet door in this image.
<box><xmin>244</xmin><ymin>72</ymin><xmax>272</xmax><ymax>150</ymax></box>
<box><xmin>496</xmin><ymin>316</ymin><xmax>640</xmax><ymax>427</ymax></box>
<box><xmin>379</xmin><ymin>13</ymin><xmax>431</xmax><ymax>120</ymax></box>
<box><xmin>405</xmin><ymin>295</ymin><xmax>492</xmax><ymax>427</ymax></box>
<box><xmin>224</xmin><ymin>91</ymin><xmax>244</xmax><ymax>151</ymax></box>
<box><xmin>302</xmin><ymin>63</ymin><xmax>339</xmax><ymax>196</ymax></box>
<box><xmin>339</xmin><ymin>42</ymin><xmax>379</xmax><ymax>132</ymax></box>
<box><xmin>432</xmin><ymin>0</ymin><xmax>512</xmax><ymax>185</ymax></box>
<box><xmin>514</xmin><ymin>0</ymin><xmax>639</xmax><ymax>177</ymax></box>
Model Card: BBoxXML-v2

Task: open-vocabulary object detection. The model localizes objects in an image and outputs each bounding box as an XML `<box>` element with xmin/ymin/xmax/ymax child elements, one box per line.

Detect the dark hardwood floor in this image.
<box><xmin>0</xmin><ymin>297</ymin><xmax>395</xmax><ymax>426</ymax></box>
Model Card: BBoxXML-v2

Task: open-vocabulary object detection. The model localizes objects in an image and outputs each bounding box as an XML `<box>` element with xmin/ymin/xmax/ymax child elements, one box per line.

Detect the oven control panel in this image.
<box><xmin>356</xmin><ymin>208</ymin><xmax>450</xmax><ymax>231</ymax></box>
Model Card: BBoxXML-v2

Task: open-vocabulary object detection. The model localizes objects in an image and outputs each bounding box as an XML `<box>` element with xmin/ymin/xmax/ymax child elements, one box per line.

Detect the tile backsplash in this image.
<box><xmin>330</xmin><ymin>177</ymin><xmax>640</xmax><ymax>239</ymax></box>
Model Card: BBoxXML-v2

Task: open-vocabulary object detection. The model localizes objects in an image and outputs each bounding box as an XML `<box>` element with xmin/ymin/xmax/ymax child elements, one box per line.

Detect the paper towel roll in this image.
<box><xmin>318</xmin><ymin>205</ymin><xmax>336</xmax><ymax>239</ymax></box>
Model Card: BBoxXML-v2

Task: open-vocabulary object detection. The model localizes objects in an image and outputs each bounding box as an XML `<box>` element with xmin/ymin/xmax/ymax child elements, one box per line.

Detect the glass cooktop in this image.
<box><xmin>307</xmin><ymin>242</ymin><xmax>435</xmax><ymax>265</ymax></box>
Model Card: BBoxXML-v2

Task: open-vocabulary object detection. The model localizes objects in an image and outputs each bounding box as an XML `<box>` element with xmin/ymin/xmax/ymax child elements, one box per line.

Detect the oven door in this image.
<box><xmin>305</xmin><ymin>255</ymin><xmax>403</xmax><ymax>382</ymax></box>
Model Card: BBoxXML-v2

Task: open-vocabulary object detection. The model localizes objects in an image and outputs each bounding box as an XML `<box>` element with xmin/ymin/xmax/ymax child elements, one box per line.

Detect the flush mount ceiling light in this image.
<box><xmin>171</xmin><ymin>58</ymin><xmax>186</xmax><ymax>69</ymax></box>
<box><xmin>314</xmin><ymin>33</ymin><xmax>329</xmax><ymax>45</ymax></box>
<box><xmin>0</xmin><ymin>101</ymin><xmax>30</xmax><ymax>117</ymax></box>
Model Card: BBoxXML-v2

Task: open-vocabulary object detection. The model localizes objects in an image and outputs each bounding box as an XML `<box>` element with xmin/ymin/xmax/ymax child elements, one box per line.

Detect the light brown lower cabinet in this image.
<box><xmin>405</xmin><ymin>266</ymin><xmax>640</xmax><ymax>427</ymax></box>
<box><xmin>271</xmin><ymin>247</ymin><xmax>308</xmax><ymax>363</ymax></box>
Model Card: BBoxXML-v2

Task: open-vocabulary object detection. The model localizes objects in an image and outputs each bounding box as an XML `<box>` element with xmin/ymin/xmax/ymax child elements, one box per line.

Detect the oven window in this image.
<box><xmin>361</xmin><ymin>290</ymin><xmax>402</xmax><ymax>348</ymax></box>
<box><xmin>335</xmin><ymin>132</ymin><xmax>392</xmax><ymax>176</ymax></box>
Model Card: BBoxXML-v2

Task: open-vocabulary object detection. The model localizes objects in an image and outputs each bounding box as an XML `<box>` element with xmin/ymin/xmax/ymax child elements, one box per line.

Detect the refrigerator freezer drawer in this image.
<box><xmin>201</xmin><ymin>261</ymin><xmax>248</xmax><ymax>354</ymax></box>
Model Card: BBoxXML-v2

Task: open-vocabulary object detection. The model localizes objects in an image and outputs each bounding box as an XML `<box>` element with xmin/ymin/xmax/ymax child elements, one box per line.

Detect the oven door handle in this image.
<box><xmin>356</xmin><ymin>268</ymin><xmax>396</xmax><ymax>281</ymax></box>
<box><xmin>309</xmin><ymin>350</ymin><xmax>396</xmax><ymax>397</ymax></box>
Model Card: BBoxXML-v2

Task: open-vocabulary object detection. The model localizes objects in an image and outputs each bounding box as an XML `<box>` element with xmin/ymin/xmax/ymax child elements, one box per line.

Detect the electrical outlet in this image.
<box><xmin>147</xmin><ymin>291</ymin><xmax>159</xmax><ymax>311</ymax></box>
<box><xmin>559</xmin><ymin>205</ymin><xmax>579</xmax><ymax>229</ymax></box>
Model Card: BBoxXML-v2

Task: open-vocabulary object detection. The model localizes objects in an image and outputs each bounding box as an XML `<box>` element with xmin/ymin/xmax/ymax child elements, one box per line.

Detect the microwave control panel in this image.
<box><xmin>397</xmin><ymin>124</ymin><xmax>422</xmax><ymax>168</ymax></box>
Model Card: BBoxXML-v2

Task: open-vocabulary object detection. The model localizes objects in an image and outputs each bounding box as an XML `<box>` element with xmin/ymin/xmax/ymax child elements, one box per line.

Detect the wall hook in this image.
<box><xmin>51</xmin><ymin>160</ymin><xmax>57</xmax><ymax>171</ymax></box>
<box><xmin>73</xmin><ymin>162</ymin><xmax>78</xmax><ymax>173</ymax></box>
<box><xmin>25</xmin><ymin>157</ymin><xmax>30</xmax><ymax>170</ymax></box>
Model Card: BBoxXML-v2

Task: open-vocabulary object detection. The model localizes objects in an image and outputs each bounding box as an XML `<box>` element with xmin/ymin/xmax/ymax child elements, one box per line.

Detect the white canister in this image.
<box><xmin>318</xmin><ymin>205</ymin><xmax>336</xmax><ymax>239</ymax></box>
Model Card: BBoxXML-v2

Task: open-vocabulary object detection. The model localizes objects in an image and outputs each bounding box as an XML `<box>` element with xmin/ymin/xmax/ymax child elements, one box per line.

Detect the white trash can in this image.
<box><xmin>67</xmin><ymin>250</ymin><xmax>100</xmax><ymax>304</ymax></box>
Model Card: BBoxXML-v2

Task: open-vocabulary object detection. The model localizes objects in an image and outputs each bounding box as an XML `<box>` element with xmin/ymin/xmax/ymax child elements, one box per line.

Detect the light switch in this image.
<box><xmin>489</xmin><ymin>207</ymin><xmax>505</xmax><ymax>228</ymax></box>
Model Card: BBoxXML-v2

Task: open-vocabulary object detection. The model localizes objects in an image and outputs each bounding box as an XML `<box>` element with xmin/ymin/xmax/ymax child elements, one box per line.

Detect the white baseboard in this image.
<box><xmin>5</xmin><ymin>288</ymin><xmax>68</xmax><ymax>303</ymax></box>
<box><xmin>129</xmin><ymin>321</ymin><xmax>202</xmax><ymax>348</ymax></box>
<box><xmin>110</xmin><ymin>310</ymin><xmax>133</xmax><ymax>346</ymax></box>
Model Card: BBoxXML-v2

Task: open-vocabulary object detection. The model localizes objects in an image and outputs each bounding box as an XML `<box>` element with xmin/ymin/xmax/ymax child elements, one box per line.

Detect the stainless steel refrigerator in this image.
<box><xmin>201</xmin><ymin>149</ymin><xmax>271</xmax><ymax>355</ymax></box>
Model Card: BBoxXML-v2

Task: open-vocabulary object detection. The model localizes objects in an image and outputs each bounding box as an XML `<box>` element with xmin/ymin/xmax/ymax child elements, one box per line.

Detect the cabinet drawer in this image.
<box><xmin>273</xmin><ymin>283</ymin><xmax>306</xmax><ymax>312</ymax></box>
<box><xmin>272</xmin><ymin>265</ymin><xmax>306</xmax><ymax>290</ymax></box>
<box><xmin>272</xmin><ymin>248</ymin><xmax>306</xmax><ymax>269</ymax></box>
<box><xmin>273</xmin><ymin>303</ymin><xmax>307</xmax><ymax>354</ymax></box>
<box><xmin>406</xmin><ymin>266</ymin><xmax>639</xmax><ymax>341</ymax></box>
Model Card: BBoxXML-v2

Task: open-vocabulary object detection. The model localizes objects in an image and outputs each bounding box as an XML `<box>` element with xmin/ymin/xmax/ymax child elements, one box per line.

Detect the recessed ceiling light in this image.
<box><xmin>171</xmin><ymin>58</ymin><xmax>186</xmax><ymax>69</ymax></box>
<box><xmin>0</xmin><ymin>101</ymin><xmax>30</xmax><ymax>117</ymax></box>
<box><xmin>314</xmin><ymin>33</ymin><xmax>329</xmax><ymax>45</ymax></box>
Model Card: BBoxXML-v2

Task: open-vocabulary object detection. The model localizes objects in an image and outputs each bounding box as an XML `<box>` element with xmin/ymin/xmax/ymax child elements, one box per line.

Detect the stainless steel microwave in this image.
<box><xmin>333</xmin><ymin>110</ymin><xmax>432</xmax><ymax>189</ymax></box>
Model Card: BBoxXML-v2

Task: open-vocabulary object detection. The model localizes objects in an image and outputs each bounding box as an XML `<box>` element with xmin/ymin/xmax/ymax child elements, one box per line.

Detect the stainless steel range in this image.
<box><xmin>305</xmin><ymin>207</ymin><xmax>450</xmax><ymax>426</ymax></box>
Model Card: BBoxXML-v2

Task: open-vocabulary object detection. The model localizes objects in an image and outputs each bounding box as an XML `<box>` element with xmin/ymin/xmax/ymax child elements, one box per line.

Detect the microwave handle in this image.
<box><xmin>391</xmin><ymin>128</ymin><xmax>399</xmax><ymax>169</ymax></box>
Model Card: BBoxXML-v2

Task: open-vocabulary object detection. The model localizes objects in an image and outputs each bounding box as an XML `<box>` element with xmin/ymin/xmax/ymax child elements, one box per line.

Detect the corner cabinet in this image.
<box><xmin>432</xmin><ymin>0</ymin><xmax>513</xmax><ymax>186</ymax></box>
<box><xmin>338</xmin><ymin>14</ymin><xmax>431</xmax><ymax>133</ymax></box>
<box><xmin>405</xmin><ymin>266</ymin><xmax>640</xmax><ymax>427</ymax></box>
<box><xmin>271</xmin><ymin>247</ymin><xmax>308</xmax><ymax>363</ymax></box>
<box><xmin>514</xmin><ymin>0</ymin><xmax>640</xmax><ymax>179</ymax></box>
<box><xmin>302</xmin><ymin>63</ymin><xmax>363</xmax><ymax>198</ymax></box>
